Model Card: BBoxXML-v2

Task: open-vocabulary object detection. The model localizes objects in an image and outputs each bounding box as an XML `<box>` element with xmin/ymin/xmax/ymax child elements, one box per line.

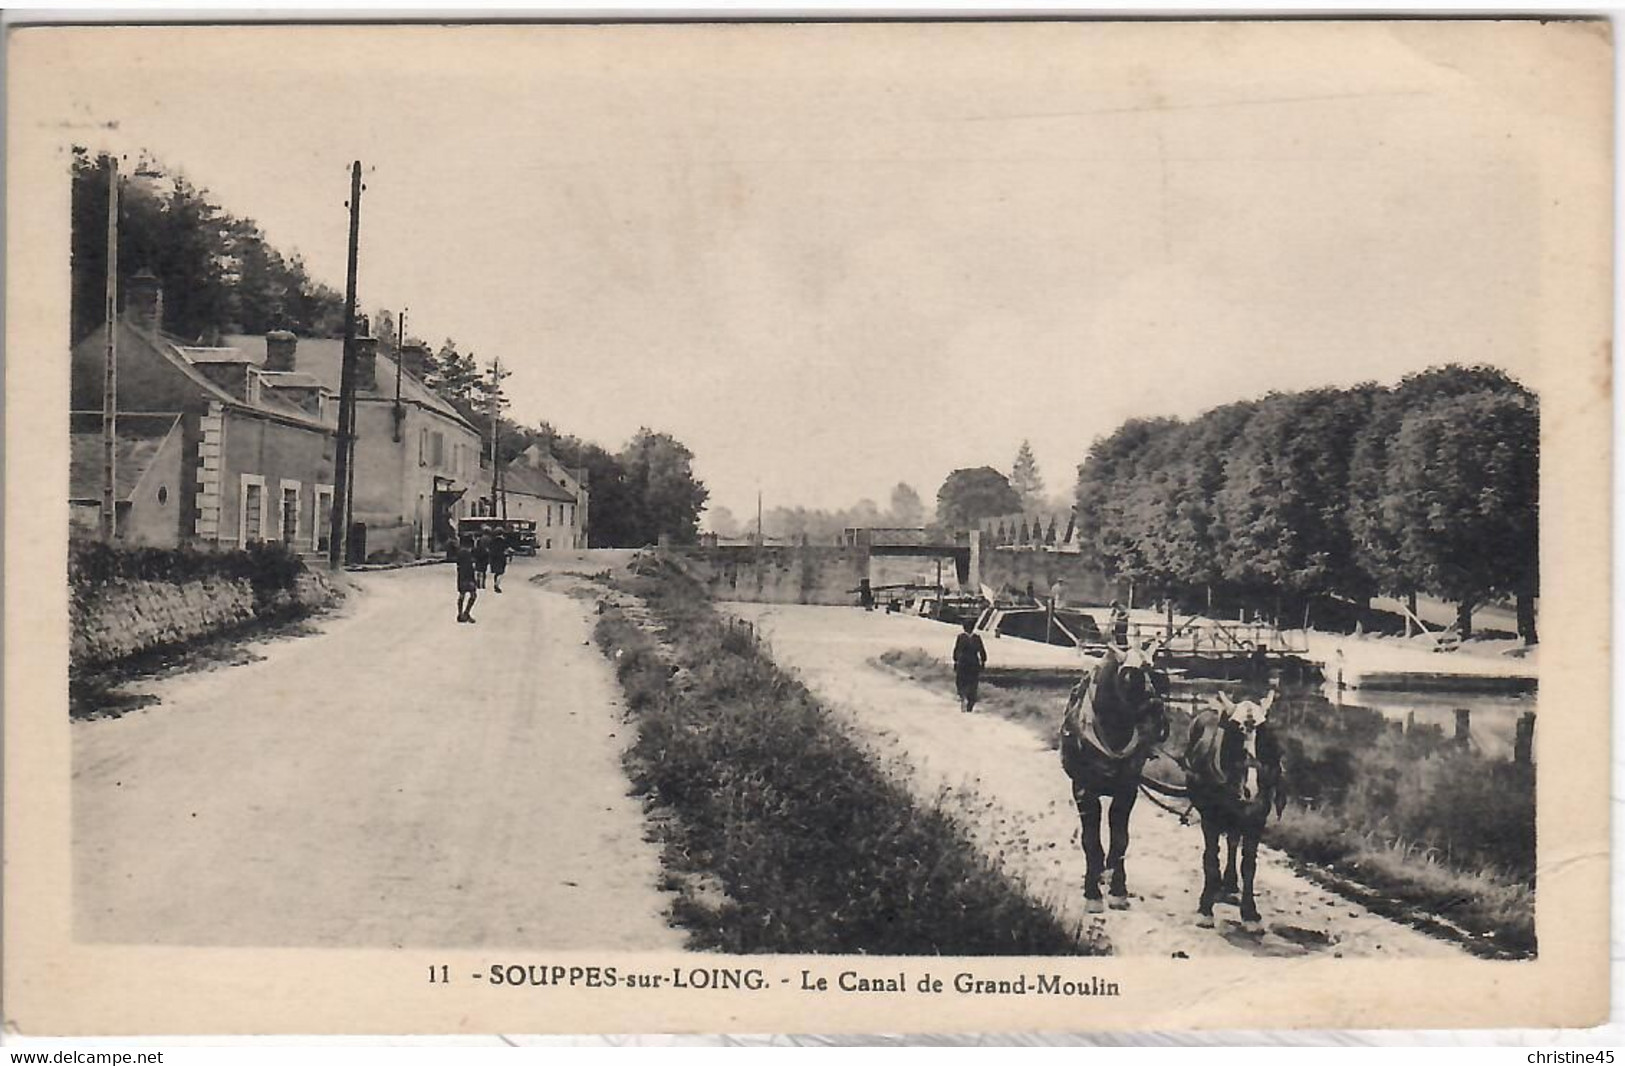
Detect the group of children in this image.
<box><xmin>454</xmin><ymin>530</ymin><xmax>511</xmax><ymax>624</ymax></box>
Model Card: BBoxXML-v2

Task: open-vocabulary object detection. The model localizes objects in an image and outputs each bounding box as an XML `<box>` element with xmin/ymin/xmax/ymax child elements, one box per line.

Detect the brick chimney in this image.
<box><xmin>126</xmin><ymin>270</ymin><xmax>163</xmax><ymax>333</ymax></box>
<box><xmin>265</xmin><ymin>330</ymin><xmax>298</xmax><ymax>372</ymax></box>
<box><xmin>354</xmin><ymin>335</ymin><xmax>379</xmax><ymax>391</ymax></box>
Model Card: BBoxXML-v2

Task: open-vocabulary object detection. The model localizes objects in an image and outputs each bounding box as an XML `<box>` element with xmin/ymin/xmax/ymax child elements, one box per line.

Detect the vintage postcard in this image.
<box><xmin>4</xmin><ymin>19</ymin><xmax>1611</xmax><ymax>1035</ymax></box>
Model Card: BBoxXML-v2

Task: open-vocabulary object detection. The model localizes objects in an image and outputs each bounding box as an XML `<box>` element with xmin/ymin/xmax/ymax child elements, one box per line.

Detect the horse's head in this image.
<box><xmin>1215</xmin><ymin>689</ymin><xmax>1277</xmax><ymax>804</ymax></box>
<box><xmin>1114</xmin><ymin>640</ymin><xmax>1164</xmax><ymax>707</ymax></box>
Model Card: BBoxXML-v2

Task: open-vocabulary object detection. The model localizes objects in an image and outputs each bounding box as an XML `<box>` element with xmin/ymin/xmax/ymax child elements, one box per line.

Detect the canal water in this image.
<box><xmin>1161</xmin><ymin>677</ymin><xmax>1536</xmax><ymax>762</ymax></box>
<box><xmin>980</xmin><ymin>647</ymin><xmax>1536</xmax><ymax>762</ymax></box>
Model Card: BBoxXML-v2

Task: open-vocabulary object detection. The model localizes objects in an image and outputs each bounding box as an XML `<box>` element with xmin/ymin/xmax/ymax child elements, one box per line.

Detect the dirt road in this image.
<box><xmin>74</xmin><ymin>553</ymin><xmax>681</xmax><ymax>951</ymax></box>
<box><xmin>728</xmin><ymin>603</ymin><xmax>1462</xmax><ymax>960</ymax></box>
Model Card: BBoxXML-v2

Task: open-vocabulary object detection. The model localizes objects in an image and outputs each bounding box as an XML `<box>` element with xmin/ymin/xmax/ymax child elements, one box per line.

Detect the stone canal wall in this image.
<box><xmin>665</xmin><ymin>544</ymin><xmax>868</xmax><ymax>605</ymax></box>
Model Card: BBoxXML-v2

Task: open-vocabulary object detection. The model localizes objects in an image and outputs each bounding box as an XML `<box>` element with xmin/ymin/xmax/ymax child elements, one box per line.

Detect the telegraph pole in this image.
<box><xmin>100</xmin><ymin>155</ymin><xmax>119</xmax><ymax>542</ymax></box>
<box><xmin>395</xmin><ymin>308</ymin><xmax>406</xmax><ymax>404</ymax></box>
<box><xmin>390</xmin><ymin>308</ymin><xmax>407</xmax><ymax>444</ymax></box>
<box><xmin>328</xmin><ymin>161</ymin><xmax>363</xmax><ymax>569</ymax></box>
<box><xmin>487</xmin><ymin>357</ymin><xmax>507</xmax><ymax>519</ymax></box>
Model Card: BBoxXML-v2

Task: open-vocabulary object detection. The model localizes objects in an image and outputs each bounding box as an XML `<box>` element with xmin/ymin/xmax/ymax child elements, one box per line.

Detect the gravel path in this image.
<box><xmin>74</xmin><ymin>555</ymin><xmax>681</xmax><ymax>951</ymax></box>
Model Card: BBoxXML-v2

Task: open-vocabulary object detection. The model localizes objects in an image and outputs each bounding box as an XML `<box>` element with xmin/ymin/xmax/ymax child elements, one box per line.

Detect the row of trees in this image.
<box><xmin>709</xmin><ymin>482</ymin><xmax>929</xmax><ymax>543</ymax></box>
<box><xmin>70</xmin><ymin>149</ymin><xmax>345</xmax><ymax>344</ymax></box>
<box><xmin>986</xmin><ymin>513</ymin><xmax>1072</xmax><ymax>548</ymax></box>
<box><xmin>1072</xmin><ymin>366</ymin><xmax>1538</xmax><ymax>639</ymax></box>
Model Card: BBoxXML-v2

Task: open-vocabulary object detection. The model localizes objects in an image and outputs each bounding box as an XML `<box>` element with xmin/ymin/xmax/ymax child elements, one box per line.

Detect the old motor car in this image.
<box><xmin>454</xmin><ymin>516</ymin><xmax>539</xmax><ymax>556</ymax></box>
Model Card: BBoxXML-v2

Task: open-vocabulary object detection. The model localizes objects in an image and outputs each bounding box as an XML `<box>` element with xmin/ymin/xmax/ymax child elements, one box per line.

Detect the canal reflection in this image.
<box><xmin>1164</xmin><ymin>677</ymin><xmax>1536</xmax><ymax>762</ymax></box>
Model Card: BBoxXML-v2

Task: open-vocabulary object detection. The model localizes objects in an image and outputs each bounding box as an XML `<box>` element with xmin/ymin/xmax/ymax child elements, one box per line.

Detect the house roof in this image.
<box><xmin>504</xmin><ymin>461</ymin><xmax>576</xmax><ymax>503</ymax></box>
<box><xmin>68</xmin><ymin>412</ymin><xmax>181</xmax><ymax>501</ymax></box>
<box><xmin>222</xmin><ymin>334</ymin><xmax>473</xmax><ymax>431</ymax></box>
<box><xmin>178</xmin><ymin>346</ymin><xmax>264</xmax><ymax>366</ymax></box>
<box><xmin>72</xmin><ymin>321</ymin><xmax>333</xmax><ymax>435</ymax></box>
<box><xmin>258</xmin><ymin>371</ymin><xmax>327</xmax><ymax>390</ymax></box>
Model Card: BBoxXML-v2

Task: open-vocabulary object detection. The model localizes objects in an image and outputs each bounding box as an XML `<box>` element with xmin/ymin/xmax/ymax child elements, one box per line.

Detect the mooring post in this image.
<box><xmin>1454</xmin><ymin>708</ymin><xmax>1471</xmax><ymax>747</ymax></box>
<box><xmin>1514</xmin><ymin>711</ymin><xmax>1535</xmax><ymax>765</ymax></box>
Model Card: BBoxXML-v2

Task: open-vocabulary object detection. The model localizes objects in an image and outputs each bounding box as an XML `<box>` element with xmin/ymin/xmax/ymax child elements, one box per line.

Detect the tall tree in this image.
<box><xmin>1349</xmin><ymin>365</ymin><xmax>1530</xmax><ymax>623</ymax></box>
<box><xmin>706</xmin><ymin>505</ymin><xmax>741</xmax><ymax>539</ymax></box>
<box><xmin>1010</xmin><ymin>440</ymin><xmax>1046</xmax><ymax>511</ymax></box>
<box><xmin>889</xmin><ymin>482</ymin><xmax>925</xmax><ymax>527</ymax></box>
<box><xmin>1212</xmin><ymin>388</ymin><xmax>1375</xmax><ymax>615</ymax></box>
<box><xmin>70</xmin><ymin>148</ymin><xmax>344</xmax><ymax>343</ymax></box>
<box><xmin>936</xmin><ymin>467</ymin><xmax>1022</xmax><ymax>530</ymax></box>
<box><xmin>426</xmin><ymin>341</ymin><xmax>482</xmax><ymax>411</ymax></box>
<box><xmin>1381</xmin><ymin>388</ymin><xmax>1539</xmax><ymax>638</ymax></box>
<box><xmin>618</xmin><ymin>428</ymin><xmax>710</xmax><ymax>545</ymax></box>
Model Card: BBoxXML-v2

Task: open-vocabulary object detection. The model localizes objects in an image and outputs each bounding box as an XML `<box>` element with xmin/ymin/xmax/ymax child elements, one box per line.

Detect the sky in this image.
<box><xmin>25</xmin><ymin>21</ymin><xmax>1599</xmax><ymax>521</ymax></box>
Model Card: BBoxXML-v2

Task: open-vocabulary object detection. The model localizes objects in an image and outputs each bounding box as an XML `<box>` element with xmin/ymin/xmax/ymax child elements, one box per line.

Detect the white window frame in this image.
<box><xmin>313</xmin><ymin>483</ymin><xmax>335</xmax><ymax>552</ymax></box>
<box><xmin>279</xmin><ymin>479</ymin><xmax>302</xmax><ymax>545</ymax></box>
<box><xmin>239</xmin><ymin>474</ymin><xmax>268</xmax><ymax>549</ymax></box>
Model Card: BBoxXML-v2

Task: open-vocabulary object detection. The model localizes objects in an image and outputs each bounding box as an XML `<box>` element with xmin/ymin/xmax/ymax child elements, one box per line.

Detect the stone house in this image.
<box><xmin>69</xmin><ymin>273</ymin><xmax>337</xmax><ymax>552</ymax></box>
<box><xmin>221</xmin><ymin>332</ymin><xmax>482</xmax><ymax>558</ymax></box>
<box><xmin>487</xmin><ymin>443</ymin><xmax>590</xmax><ymax>549</ymax></box>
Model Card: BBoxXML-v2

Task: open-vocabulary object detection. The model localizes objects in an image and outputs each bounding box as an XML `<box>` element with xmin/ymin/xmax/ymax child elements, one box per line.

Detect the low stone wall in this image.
<box><xmin>666</xmin><ymin>544</ymin><xmax>868</xmax><ymax>605</ymax></box>
<box><xmin>70</xmin><ymin>551</ymin><xmax>339</xmax><ymax>673</ymax></box>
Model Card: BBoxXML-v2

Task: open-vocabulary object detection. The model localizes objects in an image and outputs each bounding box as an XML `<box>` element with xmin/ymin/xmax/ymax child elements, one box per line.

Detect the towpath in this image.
<box><xmin>727</xmin><ymin>603</ymin><xmax>1462</xmax><ymax>960</ymax></box>
<box><xmin>74</xmin><ymin>552</ymin><xmax>681</xmax><ymax>951</ymax></box>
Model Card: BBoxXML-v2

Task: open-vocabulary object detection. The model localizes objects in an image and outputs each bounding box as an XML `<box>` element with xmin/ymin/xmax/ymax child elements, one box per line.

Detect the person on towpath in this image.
<box><xmin>472</xmin><ymin>531</ymin><xmax>492</xmax><ymax>589</ymax></box>
<box><xmin>455</xmin><ymin>534</ymin><xmax>479</xmax><ymax>624</ymax></box>
<box><xmin>489</xmin><ymin>531</ymin><xmax>510</xmax><ymax>594</ymax></box>
<box><xmin>953</xmin><ymin>618</ymin><xmax>988</xmax><ymax>714</ymax></box>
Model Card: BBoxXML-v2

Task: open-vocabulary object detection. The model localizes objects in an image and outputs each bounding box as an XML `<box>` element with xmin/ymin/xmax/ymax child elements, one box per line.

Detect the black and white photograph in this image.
<box><xmin>4</xmin><ymin>18</ymin><xmax>1612</xmax><ymax>1036</ymax></box>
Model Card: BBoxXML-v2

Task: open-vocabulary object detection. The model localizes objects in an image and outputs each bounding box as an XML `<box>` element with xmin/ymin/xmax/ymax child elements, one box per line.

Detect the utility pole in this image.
<box><xmin>396</xmin><ymin>308</ymin><xmax>405</xmax><ymax>403</ymax></box>
<box><xmin>487</xmin><ymin>357</ymin><xmax>509</xmax><ymax>520</ymax></box>
<box><xmin>392</xmin><ymin>307</ymin><xmax>406</xmax><ymax>443</ymax></box>
<box><xmin>328</xmin><ymin>161</ymin><xmax>362</xmax><ymax>569</ymax></box>
<box><xmin>100</xmin><ymin>155</ymin><xmax>119</xmax><ymax>542</ymax></box>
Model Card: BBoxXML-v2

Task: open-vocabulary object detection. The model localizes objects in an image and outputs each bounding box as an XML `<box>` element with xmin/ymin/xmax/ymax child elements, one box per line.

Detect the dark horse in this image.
<box><xmin>1059</xmin><ymin>644</ymin><xmax>1169</xmax><ymax>912</ymax></box>
<box><xmin>1184</xmin><ymin>690</ymin><xmax>1287</xmax><ymax>929</ymax></box>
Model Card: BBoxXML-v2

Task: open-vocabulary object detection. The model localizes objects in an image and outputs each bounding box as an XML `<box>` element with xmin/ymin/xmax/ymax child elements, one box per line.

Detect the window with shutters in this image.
<box><xmin>280</xmin><ymin>480</ymin><xmax>301</xmax><ymax>543</ymax></box>
<box><xmin>239</xmin><ymin>475</ymin><xmax>267</xmax><ymax>548</ymax></box>
<box><xmin>314</xmin><ymin>485</ymin><xmax>334</xmax><ymax>552</ymax></box>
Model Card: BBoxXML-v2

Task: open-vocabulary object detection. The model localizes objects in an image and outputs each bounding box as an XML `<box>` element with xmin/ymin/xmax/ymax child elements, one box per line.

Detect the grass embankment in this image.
<box><xmin>593</xmin><ymin>558</ymin><xmax>1097</xmax><ymax>955</ymax></box>
<box><xmin>877</xmin><ymin>647</ymin><xmax>1534</xmax><ymax>958</ymax></box>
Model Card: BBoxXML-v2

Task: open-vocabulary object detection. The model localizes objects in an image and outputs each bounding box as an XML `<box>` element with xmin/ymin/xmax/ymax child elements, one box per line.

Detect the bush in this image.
<box><xmin>70</xmin><ymin>540</ymin><xmax>307</xmax><ymax>610</ymax></box>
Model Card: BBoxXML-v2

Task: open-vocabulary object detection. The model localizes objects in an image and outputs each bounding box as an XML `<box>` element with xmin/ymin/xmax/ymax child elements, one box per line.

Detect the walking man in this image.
<box><xmin>953</xmin><ymin>618</ymin><xmax>987</xmax><ymax>714</ymax></box>
<box><xmin>489</xmin><ymin>530</ymin><xmax>510</xmax><ymax>594</ymax></box>
<box><xmin>1110</xmin><ymin>600</ymin><xmax>1130</xmax><ymax>649</ymax></box>
<box><xmin>473</xmin><ymin>530</ymin><xmax>492</xmax><ymax>589</ymax></box>
<box><xmin>455</xmin><ymin>534</ymin><xmax>479</xmax><ymax>624</ymax></box>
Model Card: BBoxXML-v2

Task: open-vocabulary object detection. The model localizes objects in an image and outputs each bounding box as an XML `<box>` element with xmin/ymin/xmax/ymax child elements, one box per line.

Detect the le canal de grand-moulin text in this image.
<box><xmin>447</xmin><ymin>965</ymin><xmax>1121</xmax><ymax>998</ymax></box>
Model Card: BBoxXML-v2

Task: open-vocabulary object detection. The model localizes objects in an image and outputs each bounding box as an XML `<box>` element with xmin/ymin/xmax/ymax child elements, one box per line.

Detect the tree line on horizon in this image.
<box><xmin>71</xmin><ymin>149</ymin><xmax>709</xmax><ymax>549</ymax></box>
<box><xmin>1071</xmin><ymin>365</ymin><xmax>1538</xmax><ymax>640</ymax></box>
<box><xmin>709</xmin><ymin>482</ymin><xmax>930</xmax><ymax>543</ymax></box>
